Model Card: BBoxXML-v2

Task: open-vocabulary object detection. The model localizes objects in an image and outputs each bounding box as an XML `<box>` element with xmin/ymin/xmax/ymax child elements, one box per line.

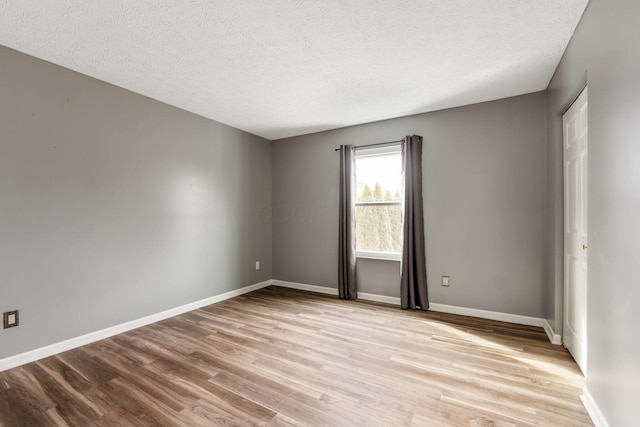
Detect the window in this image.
<box><xmin>355</xmin><ymin>145</ymin><xmax>403</xmax><ymax>260</ymax></box>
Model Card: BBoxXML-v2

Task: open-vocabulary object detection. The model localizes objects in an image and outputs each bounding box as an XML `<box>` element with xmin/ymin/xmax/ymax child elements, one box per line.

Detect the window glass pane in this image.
<box><xmin>355</xmin><ymin>150</ymin><xmax>403</xmax><ymax>255</ymax></box>
<box><xmin>355</xmin><ymin>153</ymin><xmax>402</xmax><ymax>202</ymax></box>
<box><xmin>355</xmin><ymin>203</ymin><xmax>403</xmax><ymax>253</ymax></box>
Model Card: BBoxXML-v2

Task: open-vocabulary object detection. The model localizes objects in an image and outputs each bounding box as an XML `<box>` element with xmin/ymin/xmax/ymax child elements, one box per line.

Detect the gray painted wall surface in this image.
<box><xmin>273</xmin><ymin>93</ymin><xmax>548</xmax><ymax>317</ymax></box>
<box><xmin>0</xmin><ymin>46</ymin><xmax>272</xmax><ymax>359</ymax></box>
<box><xmin>546</xmin><ymin>0</ymin><xmax>640</xmax><ymax>425</ymax></box>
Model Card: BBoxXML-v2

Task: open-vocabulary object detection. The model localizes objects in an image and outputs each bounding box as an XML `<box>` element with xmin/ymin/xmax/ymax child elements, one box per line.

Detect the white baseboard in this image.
<box><xmin>581</xmin><ymin>388</ymin><xmax>611</xmax><ymax>427</ymax></box>
<box><xmin>271</xmin><ymin>280</ymin><xmax>339</xmax><ymax>296</ymax></box>
<box><xmin>272</xmin><ymin>280</ymin><xmax>402</xmax><ymax>305</ymax></box>
<box><xmin>543</xmin><ymin>319</ymin><xmax>563</xmax><ymax>345</ymax></box>
<box><xmin>272</xmin><ymin>280</ymin><xmax>547</xmax><ymax>329</ymax></box>
<box><xmin>428</xmin><ymin>303</ymin><xmax>545</xmax><ymax>327</ymax></box>
<box><xmin>357</xmin><ymin>292</ymin><xmax>401</xmax><ymax>305</ymax></box>
<box><xmin>0</xmin><ymin>280</ymin><xmax>272</xmax><ymax>373</ymax></box>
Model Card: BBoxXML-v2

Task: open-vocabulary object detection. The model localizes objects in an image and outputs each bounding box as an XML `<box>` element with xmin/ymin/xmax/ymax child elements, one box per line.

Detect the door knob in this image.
<box><xmin>582</xmin><ymin>244</ymin><xmax>588</xmax><ymax>250</ymax></box>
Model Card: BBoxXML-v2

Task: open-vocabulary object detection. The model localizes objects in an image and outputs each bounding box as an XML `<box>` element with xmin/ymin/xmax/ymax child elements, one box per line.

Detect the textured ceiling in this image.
<box><xmin>0</xmin><ymin>1</ymin><xmax>588</xmax><ymax>140</ymax></box>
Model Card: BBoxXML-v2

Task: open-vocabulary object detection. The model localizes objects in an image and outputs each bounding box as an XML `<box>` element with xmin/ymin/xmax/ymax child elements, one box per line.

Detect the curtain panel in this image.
<box><xmin>400</xmin><ymin>135</ymin><xmax>429</xmax><ymax>310</ymax></box>
<box><xmin>338</xmin><ymin>144</ymin><xmax>357</xmax><ymax>300</ymax></box>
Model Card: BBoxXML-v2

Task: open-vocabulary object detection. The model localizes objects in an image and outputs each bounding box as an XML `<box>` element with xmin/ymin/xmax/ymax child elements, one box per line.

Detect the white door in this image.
<box><xmin>563</xmin><ymin>87</ymin><xmax>588</xmax><ymax>375</ymax></box>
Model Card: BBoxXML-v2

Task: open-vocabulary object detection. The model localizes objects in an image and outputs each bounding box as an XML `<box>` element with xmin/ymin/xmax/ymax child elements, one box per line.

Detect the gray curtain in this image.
<box><xmin>400</xmin><ymin>135</ymin><xmax>429</xmax><ymax>310</ymax></box>
<box><xmin>338</xmin><ymin>144</ymin><xmax>357</xmax><ymax>300</ymax></box>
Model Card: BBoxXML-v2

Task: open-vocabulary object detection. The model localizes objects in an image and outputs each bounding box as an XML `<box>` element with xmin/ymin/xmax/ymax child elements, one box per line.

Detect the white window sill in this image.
<box><xmin>356</xmin><ymin>251</ymin><xmax>401</xmax><ymax>261</ymax></box>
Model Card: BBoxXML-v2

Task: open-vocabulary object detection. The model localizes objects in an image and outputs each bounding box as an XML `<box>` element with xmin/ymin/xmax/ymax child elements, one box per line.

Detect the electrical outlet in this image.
<box><xmin>441</xmin><ymin>276</ymin><xmax>450</xmax><ymax>287</ymax></box>
<box><xmin>255</xmin><ymin>261</ymin><xmax>260</xmax><ymax>270</ymax></box>
<box><xmin>3</xmin><ymin>310</ymin><xmax>19</xmax><ymax>329</ymax></box>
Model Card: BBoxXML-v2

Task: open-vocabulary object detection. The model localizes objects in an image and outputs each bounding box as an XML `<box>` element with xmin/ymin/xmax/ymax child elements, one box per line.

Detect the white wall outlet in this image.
<box><xmin>3</xmin><ymin>310</ymin><xmax>19</xmax><ymax>328</ymax></box>
<box><xmin>255</xmin><ymin>261</ymin><xmax>260</xmax><ymax>270</ymax></box>
<box><xmin>441</xmin><ymin>276</ymin><xmax>450</xmax><ymax>287</ymax></box>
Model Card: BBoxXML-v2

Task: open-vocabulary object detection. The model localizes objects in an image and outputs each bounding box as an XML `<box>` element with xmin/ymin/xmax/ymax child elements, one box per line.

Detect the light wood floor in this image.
<box><xmin>0</xmin><ymin>286</ymin><xmax>593</xmax><ymax>426</ymax></box>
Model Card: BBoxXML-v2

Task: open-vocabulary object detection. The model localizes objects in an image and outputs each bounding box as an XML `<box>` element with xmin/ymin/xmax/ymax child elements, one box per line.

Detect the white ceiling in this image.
<box><xmin>0</xmin><ymin>1</ymin><xmax>588</xmax><ymax>140</ymax></box>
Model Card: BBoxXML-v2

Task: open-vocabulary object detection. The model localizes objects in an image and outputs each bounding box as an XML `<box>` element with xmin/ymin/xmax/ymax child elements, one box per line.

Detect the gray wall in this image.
<box><xmin>546</xmin><ymin>0</ymin><xmax>640</xmax><ymax>425</ymax></box>
<box><xmin>273</xmin><ymin>92</ymin><xmax>548</xmax><ymax>317</ymax></box>
<box><xmin>0</xmin><ymin>46</ymin><xmax>272</xmax><ymax>359</ymax></box>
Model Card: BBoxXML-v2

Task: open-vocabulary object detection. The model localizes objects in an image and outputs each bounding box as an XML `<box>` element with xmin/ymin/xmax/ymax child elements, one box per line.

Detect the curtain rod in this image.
<box><xmin>333</xmin><ymin>139</ymin><xmax>402</xmax><ymax>151</ymax></box>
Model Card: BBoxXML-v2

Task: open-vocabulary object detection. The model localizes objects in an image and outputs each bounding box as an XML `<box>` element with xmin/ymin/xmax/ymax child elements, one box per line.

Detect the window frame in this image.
<box><xmin>354</xmin><ymin>144</ymin><xmax>403</xmax><ymax>261</ymax></box>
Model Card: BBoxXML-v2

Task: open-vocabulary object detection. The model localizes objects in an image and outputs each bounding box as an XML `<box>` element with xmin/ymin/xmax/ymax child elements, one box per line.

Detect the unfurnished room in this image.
<box><xmin>0</xmin><ymin>1</ymin><xmax>638</xmax><ymax>426</ymax></box>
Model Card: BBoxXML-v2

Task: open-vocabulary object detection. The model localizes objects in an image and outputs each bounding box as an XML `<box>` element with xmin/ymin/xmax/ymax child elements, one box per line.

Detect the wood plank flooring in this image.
<box><xmin>0</xmin><ymin>286</ymin><xmax>593</xmax><ymax>426</ymax></box>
